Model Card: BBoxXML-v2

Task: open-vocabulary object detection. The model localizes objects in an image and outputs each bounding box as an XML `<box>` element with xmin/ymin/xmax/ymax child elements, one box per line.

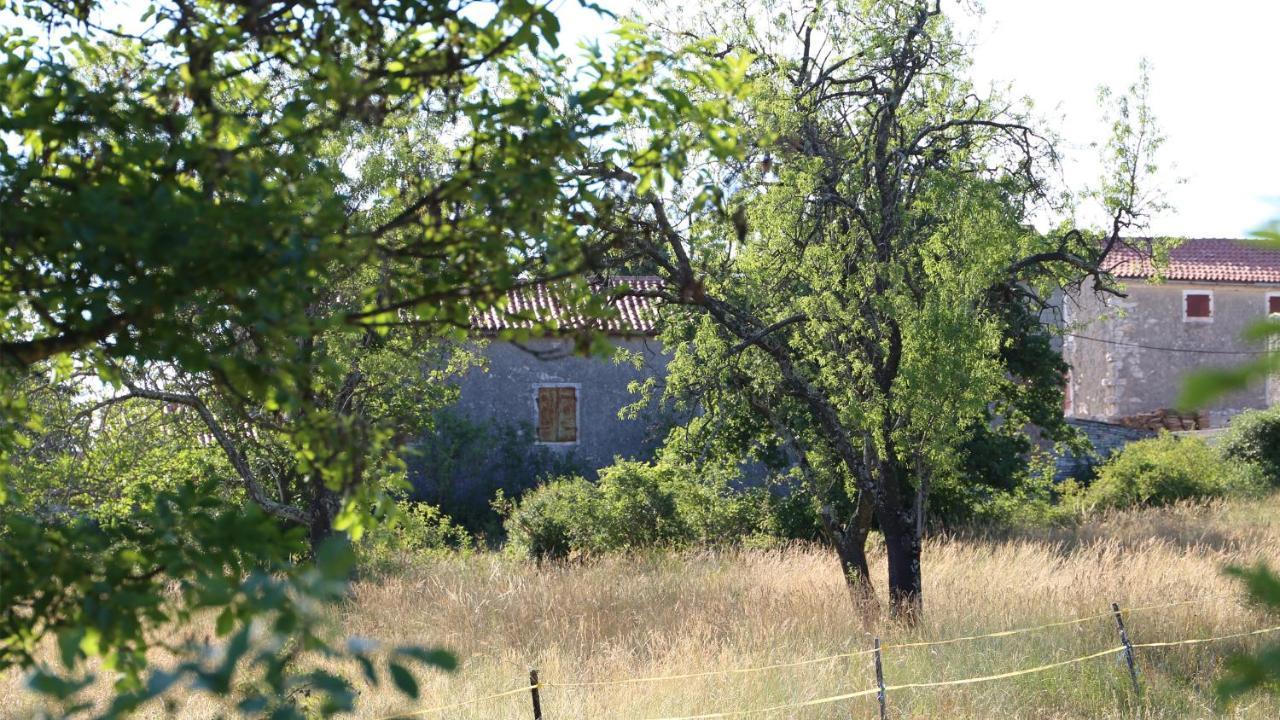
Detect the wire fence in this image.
<box><xmin>378</xmin><ymin>595</ymin><xmax>1276</xmax><ymax>719</ymax></box>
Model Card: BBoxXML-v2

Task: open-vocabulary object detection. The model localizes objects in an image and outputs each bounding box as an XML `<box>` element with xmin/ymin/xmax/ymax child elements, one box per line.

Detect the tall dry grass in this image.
<box><xmin>7</xmin><ymin>496</ymin><xmax>1280</xmax><ymax>719</ymax></box>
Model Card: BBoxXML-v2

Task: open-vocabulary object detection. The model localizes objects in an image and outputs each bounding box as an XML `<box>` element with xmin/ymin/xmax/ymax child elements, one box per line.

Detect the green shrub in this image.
<box><xmin>1220</xmin><ymin>407</ymin><xmax>1280</xmax><ymax>487</ymax></box>
<box><xmin>1071</xmin><ymin>433</ymin><xmax>1241</xmax><ymax>512</ymax></box>
<box><xmin>502</xmin><ymin>460</ymin><xmax>771</xmax><ymax>559</ymax></box>
<box><xmin>497</xmin><ymin>476</ymin><xmax>598</xmax><ymax>560</ymax></box>
<box><xmin>357</xmin><ymin>502</ymin><xmax>471</xmax><ymax>573</ymax></box>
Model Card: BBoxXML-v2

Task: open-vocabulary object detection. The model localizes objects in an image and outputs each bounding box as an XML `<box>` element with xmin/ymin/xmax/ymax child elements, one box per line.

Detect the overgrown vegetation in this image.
<box><xmin>501</xmin><ymin>459</ymin><xmax>775</xmax><ymax>559</ymax></box>
<box><xmin>15</xmin><ymin>496</ymin><xmax>1280</xmax><ymax>718</ymax></box>
<box><xmin>6</xmin><ymin>0</ymin><xmax>1278</xmax><ymax>713</ymax></box>
<box><xmin>0</xmin><ymin>0</ymin><xmax>745</xmax><ymax>715</ymax></box>
<box><xmin>1067</xmin><ymin>434</ymin><xmax>1264</xmax><ymax>512</ymax></box>
<box><xmin>1220</xmin><ymin>407</ymin><xmax>1280</xmax><ymax>487</ymax></box>
<box><xmin>407</xmin><ymin>411</ymin><xmax>587</xmax><ymax>539</ymax></box>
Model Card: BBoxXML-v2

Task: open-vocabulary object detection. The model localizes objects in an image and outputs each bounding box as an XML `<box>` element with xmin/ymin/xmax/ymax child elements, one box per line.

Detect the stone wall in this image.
<box><xmin>1054</xmin><ymin>418</ymin><xmax>1157</xmax><ymax>481</ymax></box>
<box><xmin>1063</xmin><ymin>281</ymin><xmax>1275</xmax><ymax>425</ymax></box>
<box><xmin>448</xmin><ymin>336</ymin><xmax>670</xmax><ymax>472</ymax></box>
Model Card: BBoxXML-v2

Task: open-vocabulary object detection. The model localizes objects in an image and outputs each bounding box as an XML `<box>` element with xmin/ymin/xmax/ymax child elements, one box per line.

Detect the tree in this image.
<box><xmin>0</xmin><ymin>0</ymin><xmax>743</xmax><ymax>714</ymax></box>
<box><xmin>609</xmin><ymin>0</ymin><xmax>1162</xmax><ymax>617</ymax></box>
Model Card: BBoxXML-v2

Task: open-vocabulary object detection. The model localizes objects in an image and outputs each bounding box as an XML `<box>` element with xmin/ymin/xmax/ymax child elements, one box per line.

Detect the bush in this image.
<box><xmin>406</xmin><ymin>411</ymin><xmax>587</xmax><ymax>538</ymax></box>
<box><xmin>1071</xmin><ymin>433</ymin><xmax>1246</xmax><ymax>512</ymax></box>
<box><xmin>1220</xmin><ymin>407</ymin><xmax>1280</xmax><ymax>487</ymax></box>
<box><xmin>496</xmin><ymin>477</ymin><xmax>597</xmax><ymax>560</ymax></box>
<box><xmin>357</xmin><ymin>502</ymin><xmax>471</xmax><ymax>573</ymax></box>
<box><xmin>502</xmin><ymin>460</ymin><xmax>771</xmax><ymax>559</ymax></box>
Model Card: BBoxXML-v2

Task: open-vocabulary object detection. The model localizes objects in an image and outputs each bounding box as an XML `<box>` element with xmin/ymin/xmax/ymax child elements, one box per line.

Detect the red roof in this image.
<box><xmin>471</xmin><ymin>276</ymin><xmax>663</xmax><ymax>336</ymax></box>
<box><xmin>1107</xmin><ymin>238</ymin><xmax>1280</xmax><ymax>284</ymax></box>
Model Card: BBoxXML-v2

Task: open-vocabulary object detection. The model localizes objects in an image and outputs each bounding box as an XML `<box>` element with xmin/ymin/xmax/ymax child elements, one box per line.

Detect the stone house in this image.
<box><xmin>1063</xmin><ymin>237</ymin><xmax>1280</xmax><ymax>428</ymax></box>
<box><xmin>420</xmin><ymin>243</ymin><xmax>1280</xmax><ymax>502</ymax></box>
<box><xmin>408</xmin><ymin>277</ymin><xmax>671</xmax><ymax>519</ymax></box>
<box><xmin>458</xmin><ymin>275</ymin><xmax>670</xmax><ymax>469</ymax></box>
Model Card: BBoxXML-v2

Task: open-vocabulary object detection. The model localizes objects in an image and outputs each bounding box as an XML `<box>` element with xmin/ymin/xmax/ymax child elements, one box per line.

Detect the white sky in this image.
<box><xmin>959</xmin><ymin>0</ymin><xmax>1279</xmax><ymax>238</ymax></box>
<box><xmin>556</xmin><ymin>0</ymin><xmax>1280</xmax><ymax>238</ymax></box>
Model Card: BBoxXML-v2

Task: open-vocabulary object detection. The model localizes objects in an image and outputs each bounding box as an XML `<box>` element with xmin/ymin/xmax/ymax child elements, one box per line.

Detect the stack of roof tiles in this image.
<box><xmin>471</xmin><ymin>276</ymin><xmax>664</xmax><ymax>336</ymax></box>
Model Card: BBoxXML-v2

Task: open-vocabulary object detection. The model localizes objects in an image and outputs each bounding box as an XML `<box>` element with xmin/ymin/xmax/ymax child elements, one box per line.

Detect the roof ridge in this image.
<box><xmin>1107</xmin><ymin>237</ymin><xmax>1280</xmax><ymax>284</ymax></box>
<box><xmin>472</xmin><ymin>275</ymin><xmax>664</xmax><ymax>337</ymax></box>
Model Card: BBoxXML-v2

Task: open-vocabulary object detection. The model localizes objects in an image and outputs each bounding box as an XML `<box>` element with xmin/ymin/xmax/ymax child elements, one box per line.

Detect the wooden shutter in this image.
<box><xmin>1185</xmin><ymin>293</ymin><xmax>1211</xmax><ymax>318</ymax></box>
<box><xmin>536</xmin><ymin>386</ymin><xmax>578</xmax><ymax>442</ymax></box>
<box><xmin>536</xmin><ymin>387</ymin><xmax>557</xmax><ymax>441</ymax></box>
<box><xmin>555</xmin><ymin>387</ymin><xmax>577</xmax><ymax>442</ymax></box>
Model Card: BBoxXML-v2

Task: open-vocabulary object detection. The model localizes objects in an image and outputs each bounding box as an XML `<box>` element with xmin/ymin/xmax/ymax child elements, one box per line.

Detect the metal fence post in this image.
<box><xmin>873</xmin><ymin>637</ymin><xmax>887</xmax><ymax>720</ymax></box>
<box><xmin>529</xmin><ymin>668</ymin><xmax>543</xmax><ymax>720</ymax></box>
<box><xmin>1111</xmin><ymin>602</ymin><xmax>1141</xmax><ymax>702</ymax></box>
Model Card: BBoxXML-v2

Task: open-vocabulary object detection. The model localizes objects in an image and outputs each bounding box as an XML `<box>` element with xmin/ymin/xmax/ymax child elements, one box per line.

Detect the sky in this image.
<box><xmin>553</xmin><ymin>0</ymin><xmax>1280</xmax><ymax>238</ymax></box>
<box><xmin>958</xmin><ymin>0</ymin><xmax>1280</xmax><ymax>238</ymax></box>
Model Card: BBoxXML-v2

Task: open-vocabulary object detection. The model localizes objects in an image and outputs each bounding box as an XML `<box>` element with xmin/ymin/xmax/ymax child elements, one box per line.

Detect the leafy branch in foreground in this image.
<box><xmin>1</xmin><ymin>0</ymin><xmax>743</xmax><ymax>714</ymax></box>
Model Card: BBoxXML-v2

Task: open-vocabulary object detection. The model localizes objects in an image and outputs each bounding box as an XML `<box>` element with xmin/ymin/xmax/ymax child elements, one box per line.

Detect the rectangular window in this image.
<box><xmin>535</xmin><ymin>385</ymin><xmax>578</xmax><ymax>443</ymax></box>
<box><xmin>1183</xmin><ymin>291</ymin><xmax>1212</xmax><ymax>322</ymax></box>
<box><xmin>1268</xmin><ymin>293</ymin><xmax>1280</xmax><ymax>315</ymax></box>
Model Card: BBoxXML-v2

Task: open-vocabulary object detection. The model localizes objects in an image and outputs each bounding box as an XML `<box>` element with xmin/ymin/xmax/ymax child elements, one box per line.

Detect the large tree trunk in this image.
<box><xmin>882</xmin><ymin>514</ymin><xmax>922</xmax><ymax>618</ymax></box>
<box><xmin>867</xmin><ymin>447</ymin><xmax>923</xmax><ymax>620</ymax></box>
<box><xmin>306</xmin><ymin>480</ymin><xmax>340</xmax><ymax>555</ymax></box>
<box><xmin>820</xmin><ymin>497</ymin><xmax>874</xmax><ymax>605</ymax></box>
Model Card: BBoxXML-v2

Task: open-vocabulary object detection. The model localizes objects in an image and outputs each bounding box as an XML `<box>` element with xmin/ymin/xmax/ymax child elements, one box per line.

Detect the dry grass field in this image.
<box><xmin>7</xmin><ymin>496</ymin><xmax>1280</xmax><ymax>719</ymax></box>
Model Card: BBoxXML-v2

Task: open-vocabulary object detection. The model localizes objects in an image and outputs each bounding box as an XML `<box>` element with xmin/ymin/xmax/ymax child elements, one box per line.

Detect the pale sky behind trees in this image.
<box><xmin>555</xmin><ymin>0</ymin><xmax>1280</xmax><ymax>238</ymax></box>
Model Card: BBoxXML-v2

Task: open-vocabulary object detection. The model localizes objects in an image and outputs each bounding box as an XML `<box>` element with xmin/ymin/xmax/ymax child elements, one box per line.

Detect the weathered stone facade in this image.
<box><xmin>1063</xmin><ymin>281</ymin><xmax>1276</xmax><ymax>427</ymax></box>
<box><xmin>450</xmin><ymin>336</ymin><xmax>671</xmax><ymax>471</ymax></box>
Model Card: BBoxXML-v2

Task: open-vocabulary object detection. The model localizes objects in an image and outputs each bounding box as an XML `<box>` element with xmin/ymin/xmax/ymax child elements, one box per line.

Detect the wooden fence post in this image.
<box><xmin>1111</xmin><ymin>602</ymin><xmax>1141</xmax><ymax>702</ymax></box>
<box><xmin>873</xmin><ymin>637</ymin><xmax>887</xmax><ymax>720</ymax></box>
<box><xmin>529</xmin><ymin>668</ymin><xmax>543</xmax><ymax>720</ymax></box>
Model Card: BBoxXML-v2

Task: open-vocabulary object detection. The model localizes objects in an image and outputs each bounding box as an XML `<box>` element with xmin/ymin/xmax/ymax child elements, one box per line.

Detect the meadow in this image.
<box><xmin>7</xmin><ymin>496</ymin><xmax>1280</xmax><ymax>719</ymax></box>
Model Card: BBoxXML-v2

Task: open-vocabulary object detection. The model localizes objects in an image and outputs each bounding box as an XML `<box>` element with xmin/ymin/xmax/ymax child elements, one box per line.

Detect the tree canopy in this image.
<box><xmin>608</xmin><ymin>0</ymin><xmax>1164</xmax><ymax>616</ymax></box>
<box><xmin>0</xmin><ymin>0</ymin><xmax>744</xmax><ymax>714</ymax></box>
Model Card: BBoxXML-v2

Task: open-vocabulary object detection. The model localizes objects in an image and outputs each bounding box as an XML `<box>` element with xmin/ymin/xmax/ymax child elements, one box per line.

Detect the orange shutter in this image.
<box><xmin>537</xmin><ymin>387</ymin><xmax>557</xmax><ymax>441</ymax></box>
<box><xmin>556</xmin><ymin>387</ymin><xmax>577</xmax><ymax>442</ymax></box>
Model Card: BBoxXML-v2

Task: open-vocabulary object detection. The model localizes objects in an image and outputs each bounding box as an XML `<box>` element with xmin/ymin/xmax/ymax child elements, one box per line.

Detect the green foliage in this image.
<box><xmin>502</xmin><ymin>460</ymin><xmax>770</xmax><ymax>559</ymax></box>
<box><xmin>1220</xmin><ymin>408</ymin><xmax>1280</xmax><ymax>488</ymax></box>
<box><xmin>1</xmin><ymin>0</ymin><xmax>744</xmax><ymax>713</ymax></box>
<box><xmin>356</xmin><ymin>502</ymin><xmax>472</xmax><ymax>575</ymax></box>
<box><xmin>5</xmin><ymin>377</ymin><xmax>235</xmax><ymax>523</ymax></box>
<box><xmin>1</xmin><ymin>480</ymin><xmax>453</xmax><ymax>716</ymax></box>
<box><xmin>621</xmin><ymin>1</ymin><xmax>1164</xmax><ymax>607</ymax></box>
<box><xmin>1069</xmin><ymin>434</ymin><xmax>1248</xmax><ymax>512</ymax></box>
<box><xmin>1218</xmin><ymin>564</ymin><xmax>1280</xmax><ymax>701</ymax></box>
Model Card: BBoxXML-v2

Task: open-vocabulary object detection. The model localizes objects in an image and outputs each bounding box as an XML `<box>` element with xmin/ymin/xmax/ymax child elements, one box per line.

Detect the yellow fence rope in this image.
<box><xmin>372</xmin><ymin>684</ymin><xmax>533</xmax><ymax>720</ymax></box>
<box><xmin>639</xmin><ymin>621</ymin><xmax>1280</xmax><ymax>720</ymax></box>
<box><xmin>884</xmin><ymin>645</ymin><xmax>1125</xmax><ymax>692</ymax></box>
<box><xmin>882</xmin><ymin>595</ymin><xmax>1226</xmax><ymax>652</ymax></box>
<box><xmin>640</xmin><ymin>686</ymin><xmax>882</xmax><ymax>720</ymax></box>
<box><xmin>544</xmin><ymin>649</ymin><xmax>878</xmax><ymax>688</ymax></box>
<box><xmin>1133</xmin><ymin>624</ymin><xmax>1280</xmax><ymax>649</ymax></box>
<box><xmin>547</xmin><ymin>595</ymin><xmax>1227</xmax><ymax>689</ymax></box>
<box><xmin>380</xmin><ymin>596</ymin><xmax>1262</xmax><ymax>718</ymax></box>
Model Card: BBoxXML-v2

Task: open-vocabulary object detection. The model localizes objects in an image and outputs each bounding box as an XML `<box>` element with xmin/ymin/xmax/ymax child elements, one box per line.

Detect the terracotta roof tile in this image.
<box><xmin>1107</xmin><ymin>238</ymin><xmax>1280</xmax><ymax>284</ymax></box>
<box><xmin>472</xmin><ymin>276</ymin><xmax>663</xmax><ymax>336</ymax></box>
